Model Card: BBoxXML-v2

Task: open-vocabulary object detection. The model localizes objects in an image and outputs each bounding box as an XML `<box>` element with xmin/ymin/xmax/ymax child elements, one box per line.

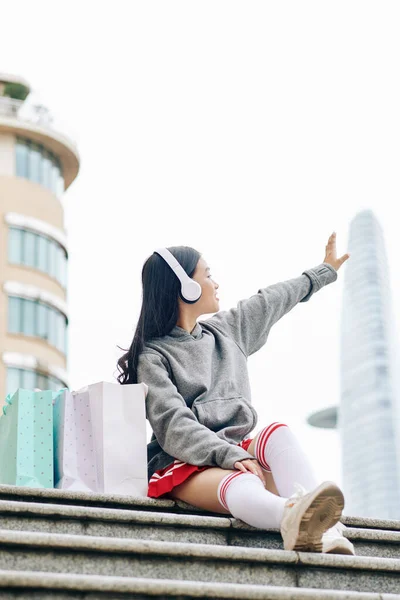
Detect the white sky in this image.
<box><xmin>2</xmin><ymin>1</ymin><xmax>400</xmax><ymax>510</ymax></box>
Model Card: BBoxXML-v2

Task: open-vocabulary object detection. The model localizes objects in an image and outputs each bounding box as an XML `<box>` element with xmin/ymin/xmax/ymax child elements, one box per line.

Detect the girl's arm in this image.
<box><xmin>207</xmin><ymin>262</ymin><xmax>337</xmax><ymax>357</ymax></box>
<box><xmin>207</xmin><ymin>232</ymin><xmax>349</xmax><ymax>358</ymax></box>
<box><xmin>137</xmin><ymin>351</ymin><xmax>257</xmax><ymax>469</ymax></box>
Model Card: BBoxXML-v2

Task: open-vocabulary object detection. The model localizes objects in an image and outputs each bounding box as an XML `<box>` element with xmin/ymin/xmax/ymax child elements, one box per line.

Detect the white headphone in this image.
<box><xmin>154</xmin><ymin>248</ymin><xmax>202</xmax><ymax>303</ymax></box>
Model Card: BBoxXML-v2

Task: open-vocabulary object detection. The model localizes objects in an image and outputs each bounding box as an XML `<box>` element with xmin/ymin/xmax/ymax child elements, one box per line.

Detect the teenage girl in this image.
<box><xmin>117</xmin><ymin>232</ymin><xmax>354</xmax><ymax>554</ymax></box>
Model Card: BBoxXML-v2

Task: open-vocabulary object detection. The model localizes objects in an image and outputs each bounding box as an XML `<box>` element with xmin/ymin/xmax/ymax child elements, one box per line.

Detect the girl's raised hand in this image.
<box><xmin>324</xmin><ymin>232</ymin><xmax>350</xmax><ymax>271</ymax></box>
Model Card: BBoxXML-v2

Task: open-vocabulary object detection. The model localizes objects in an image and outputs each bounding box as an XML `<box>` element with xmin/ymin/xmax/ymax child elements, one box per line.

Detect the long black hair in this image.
<box><xmin>116</xmin><ymin>245</ymin><xmax>202</xmax><ymax>385</ymax></box>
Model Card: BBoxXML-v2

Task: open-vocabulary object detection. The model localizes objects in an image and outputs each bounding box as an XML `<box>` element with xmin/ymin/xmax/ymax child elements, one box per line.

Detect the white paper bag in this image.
<box><xmin>53</xmin><ymin>381</ymin><xmax>148</xmax><ymax>496</ymax></box>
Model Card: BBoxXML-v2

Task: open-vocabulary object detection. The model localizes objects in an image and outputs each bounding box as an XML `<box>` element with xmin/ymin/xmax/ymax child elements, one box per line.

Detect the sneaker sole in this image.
<box><xmin>287</xmin><ymin>481</ymin><xmax>345</xmax><ymax>552</ymax></box>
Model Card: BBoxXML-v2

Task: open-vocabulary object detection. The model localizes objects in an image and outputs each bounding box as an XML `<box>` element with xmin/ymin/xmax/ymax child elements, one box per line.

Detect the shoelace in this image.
<box><xmin>285</xmin><ymin>482</ymin><xmax>308</xmax><ymax>507</ymax></box>
<box><xmin>292</xmin><ymin>482</ymin><xmax>308</xmax><ymax>498</ymax></box>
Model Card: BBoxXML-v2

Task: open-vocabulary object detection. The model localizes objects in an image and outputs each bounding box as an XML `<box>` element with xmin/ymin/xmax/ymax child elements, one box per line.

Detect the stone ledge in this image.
<box><xmin>1</xmin><ymin>484</ymin><xmax>399</xmax><ymax>533</ymax></box>
<box><xmin>346</xmin><ymin>527</ymin><xmax>400</xmax><ymax>543</ymax></box>
<box><xmin>2</xmin><ymin>500</ymin><xmax>400</xmax><ymax>549</ymax></box>
<box><xmin>0</xmin><ymin>499</ymin><xmax>231</xmax><ymax>529</ymax></box>
<box><xmin>0</xmin><ymin>529</ymin><xmax>297</xmax><ymax>564</ymax></box>
<box><xmin>0</xmin><ymin>569</ymin><xmax>395</xmax><ymax>599</ymax></box>
<box><xmin>1</xmin><ymin>528</ymin><xmax>400</xmax><ymax>573</ymax></box>
<box><xmin>0</xmin><ymin>484</ymin><xmax>175</xmax><ymax>510</ymax></box>
<box><xmin>341</xmin><ymin>515</ymin><xmax>400</xmax><ymax>532</ymax></box>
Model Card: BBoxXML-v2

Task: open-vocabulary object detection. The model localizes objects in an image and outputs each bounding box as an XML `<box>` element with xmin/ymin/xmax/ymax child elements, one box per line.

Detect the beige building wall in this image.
<box><xmin>0</xmin><ymin>176</ymin><xmax>65</xmax><ymax>228</ymax></box>
<box><xmin>0</xmin><ymin>87</ymin><xmax>79</xmax><ymax>403</ymax></box>
<box><xmin>0</xmin><ymin>134</ymin><xmax>14</xmax><ymax>175</ymax></box>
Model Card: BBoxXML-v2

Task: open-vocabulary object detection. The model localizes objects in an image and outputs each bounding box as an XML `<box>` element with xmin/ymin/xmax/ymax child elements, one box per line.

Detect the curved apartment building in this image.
<box><xmin>0</xmin><ymin>72</ymin><xmax>79</xmax><ymax>401</ymax></box>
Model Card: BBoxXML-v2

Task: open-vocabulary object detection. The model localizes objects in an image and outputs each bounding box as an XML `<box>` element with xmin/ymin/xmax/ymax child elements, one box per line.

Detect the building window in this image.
<box><xmin>8</xmin><ymin>296</ymin><xmax>68</xmax><ymax>355</ymax></box>
<box><xmin>376</xmin><ymin>364</ymin><xmax>388</xmax><ymax>379</ymax></box>
<box><xmin>23</xmin><ymin>230</ymin><xmax>36</xmax><ymax>267</ymax></box>
<box><xmin>22</xmin><ymin>298</ymin><xmax>36</xmax><ymax>336</ymax></box>
<box><xmin>8</xmin><ymin>297</ymin><xmax>20</xmax><ymax>334</ymax></box>
<box><xmin>8</xmin><ymin>227</ymin><xmax>67</xmax><ymax>288</ymax></box>
<box><xmin>37</xmin><ymin>235</ymin><xmax>48</xmax><ymax>272</ymax></box>
<box><xmin>15</xmin><ymin>140</ymin><xmax>29</xmax><ymax>178</ymax></box>
<box><xmin>8</xmin><ymin>228</ymin><xmax>23</xmax><ymax>263</ymax></box>
<box><xmin>29</xmin><ymin>142</ymin><xmax>42</xmax><ymax>184</ymax></box>
<box><xmin>15</xmin><ymin>137</ymin><xmax>64</xmax><ymax>197</ymax></box>
<box><xmin>6</xmin><ymin>367</ymin><xmax>66</xmax><ymax>397</ymax></box>
<box><xmin>375</xmin><ymin>347</ymin><xmax>387</xmax><ymax>357</ymax></box>
<box><xmin>48</xmin><ymin>241</ymin><xmax>57</xmax><ymax>279</ymax></box>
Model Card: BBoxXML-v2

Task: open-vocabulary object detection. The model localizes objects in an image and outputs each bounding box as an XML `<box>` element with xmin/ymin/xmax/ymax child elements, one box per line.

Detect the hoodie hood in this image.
<box><xmin>166</xmin><ymin>322</ymin><xmax>203</xmax><ymax>341</ymax></box>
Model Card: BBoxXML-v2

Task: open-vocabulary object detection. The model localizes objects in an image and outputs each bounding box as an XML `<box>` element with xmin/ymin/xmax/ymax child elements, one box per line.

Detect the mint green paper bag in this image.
<box><xmin>0</xmin><ymin>389</ymin><xmax>59</xmax><ymax>488</ymax></box>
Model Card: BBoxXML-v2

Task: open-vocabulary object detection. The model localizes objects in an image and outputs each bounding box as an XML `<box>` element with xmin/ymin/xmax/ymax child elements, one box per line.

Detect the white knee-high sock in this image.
<box><xmin>255</xmin><ymin>422</ymin><xmax>319</xmax><ymax>498</ymax></box>
<box><xmin>217</xmin><ymin>471</ymin><xmax>288</xmax><ymax>529</ymax></box>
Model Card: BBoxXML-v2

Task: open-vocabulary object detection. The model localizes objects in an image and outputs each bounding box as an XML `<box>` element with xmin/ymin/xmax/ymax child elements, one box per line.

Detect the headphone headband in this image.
<box><xmin>154</xmin><ymin>248</ymin><xmax>202</xmax><ymax>303</ymax></box>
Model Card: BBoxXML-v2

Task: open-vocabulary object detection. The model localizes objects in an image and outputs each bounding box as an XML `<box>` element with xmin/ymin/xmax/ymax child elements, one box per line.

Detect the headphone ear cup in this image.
<box><xmin>178</xmin><ymin>289</ymin><xmax>199</xmax><ymax>304</ymax></box>
<box><xmin>179</xmin><ymin>279</ymin><xmax>202</xmax><ymax>303</ymax></box>
<box><xmin>154</xmin><ymin>248</ymin><xmax>202</xmax><ymax>303</ymax></box>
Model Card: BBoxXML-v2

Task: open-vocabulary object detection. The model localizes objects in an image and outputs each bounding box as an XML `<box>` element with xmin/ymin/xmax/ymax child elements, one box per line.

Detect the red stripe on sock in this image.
<box><xmin>257</xmin><ymin>422</ymin><xmax>288</xmax><ymax>470</ymax></box>
<box><xmin>219</xmin><ymin>471</ymin><xmax>244</xmax><ymax>510</ymax></box>
<box><xmin>255</xmin><ymin>422</ymin><xmax>280</xmax><ymax>469</ymax></box>
<box><xmin>259</xmin><ymin>423</ymin><xmax>287</xmax><ymax>461</ymax></box>
<box><xmin>220</xmin><ymin>471</ymin><xmax>242</xmax><ymax>505</ymax></box>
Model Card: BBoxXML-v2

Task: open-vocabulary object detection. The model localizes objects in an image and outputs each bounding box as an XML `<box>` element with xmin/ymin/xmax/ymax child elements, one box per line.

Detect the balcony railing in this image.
<box><xmin>0</xmin><ymin>96</ymin><xmax>77</xmax><ymax>149</ymax></box>
<box><xmin>0</xmin><ymin>96</ymin><xmax>53</xmax><ymax>126</ymax></box>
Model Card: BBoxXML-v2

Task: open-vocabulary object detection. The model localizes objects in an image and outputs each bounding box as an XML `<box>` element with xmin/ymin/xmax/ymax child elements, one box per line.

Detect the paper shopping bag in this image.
<box><xmin>53</xmin><ymin>381</ymin><xmax>148</xmax><ymax>496</ymax></box>
<box><xmin>0</xmin><ymin>389</ymin><xmax>57</xmax><ymax>488</ymax></box>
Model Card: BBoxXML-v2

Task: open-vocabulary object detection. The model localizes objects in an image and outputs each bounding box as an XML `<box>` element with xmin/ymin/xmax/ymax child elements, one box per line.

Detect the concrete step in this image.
<box><xmin>0</xmin><ymin>529</ymin><xmax>400</xmax><ymax>595</ymax></box>
<box><xmin>0</xmin><ymin>569</ymin><xmax>399</xmax><ymax>600</ymax></box>
<box><xmin>0</xmin><ymin>484</ymin><xmax>176</xmax><ymax>512</ymax></box>
<box><xmin>1</xmin><ymin>483</ymin><xmax>400</xmax><ymax>532</ymax></box>
<box><xmin>0</xmin><ymin>498</ymin><xmax>231</xmax><ymax>546</ymax></box>
<box><xmin>0</xmin><ymin>498</ymin><xmax>399</xmax><ymax>559</ymax></box>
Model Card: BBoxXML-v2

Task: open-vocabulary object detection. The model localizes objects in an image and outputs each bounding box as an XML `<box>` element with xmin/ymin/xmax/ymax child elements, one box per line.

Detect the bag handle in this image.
<box><xmin>31</xmin><ymin>388</ymin><xmax>68</xmax><ymax>405</ymax></box>
<box><xmin>51</xmin><ymin>387</ymin><xmax>68</xmax><ymax>405</ymax></box>
<box><xmin>3</xmin><ymin>392</ymin><xmax>14</xmax><ymax>415</ymax></box>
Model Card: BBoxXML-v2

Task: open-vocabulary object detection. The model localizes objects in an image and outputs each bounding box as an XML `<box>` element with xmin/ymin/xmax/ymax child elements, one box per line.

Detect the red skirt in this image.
<box><xmin>148</xmin><ymin>437</ymin><xmax>254</xmax><ymax>498</ymax></box>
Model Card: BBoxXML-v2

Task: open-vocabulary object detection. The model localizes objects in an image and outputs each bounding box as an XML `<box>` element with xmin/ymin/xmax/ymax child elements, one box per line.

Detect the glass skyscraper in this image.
<box><xmin>308</xmin><ymin>209</ymin><xmax>400</xmax><ymax>519</ymax></box>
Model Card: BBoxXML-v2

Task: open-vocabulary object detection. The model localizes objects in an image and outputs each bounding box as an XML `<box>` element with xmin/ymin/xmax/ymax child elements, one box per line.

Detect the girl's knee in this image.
<box><xmin>258</xmin><ymin>422</ymin><xmax>289</xmax><ymax>436</ymax></box>
<box><xmin>255</xmin><ymin>422</ymin><xmax>290</xmax><ymax>449</ymax></box>
<box><xmin>247</xmin><ymin>422</ymin><xmax>288</xmax><ymax>457</ymax></box>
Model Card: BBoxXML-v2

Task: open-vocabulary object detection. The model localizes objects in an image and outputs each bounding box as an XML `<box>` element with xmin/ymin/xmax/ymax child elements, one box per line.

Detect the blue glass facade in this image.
<box><xmin>8</xmin><ymin>296</ymin><xmax>67</xmax><ymax>355</ymax></box>
<box><xmin>16</xmin><ymin>137</ymin><xmax>64</xmax><ymax>196</ymax></box>
<box><xmin>6</xmin><ymin>367</ymin><xmax>65</xmax><ymax>397</ymax></box>
<box><xmin>339</xmin><ymin>210</ymin><xmax>400</xmax><ymax>519</ymax></box>
<box><xmin>8</xmin><ymin>227</ymin><xmax>67</xmax><ymax>288</ymax></box>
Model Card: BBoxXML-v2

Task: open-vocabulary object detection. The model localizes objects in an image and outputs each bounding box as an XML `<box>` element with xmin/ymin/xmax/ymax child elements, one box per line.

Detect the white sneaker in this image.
<box><xmin>322</xmin><ymin>521</ymin><xmax>355</xmax><ymax>555</ymax></box>
<box><xmin>280</xmin><ymin>481</ymin><xmax>345</xmax><ymax>552</ymax></box>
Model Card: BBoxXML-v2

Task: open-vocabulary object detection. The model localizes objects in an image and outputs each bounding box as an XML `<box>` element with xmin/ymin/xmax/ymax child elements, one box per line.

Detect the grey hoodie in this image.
<box><xmin>137</xmin><ymin>263</ymin><xmax>338</xmax><ymax>481</ymax></box>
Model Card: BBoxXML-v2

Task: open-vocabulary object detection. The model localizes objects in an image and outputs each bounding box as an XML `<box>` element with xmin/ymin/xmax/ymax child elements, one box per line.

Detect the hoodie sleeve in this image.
<box><xmin>137</xmin><ymin>351</ymin><xmax>257</xmax><ymax>469</ymax></box>
<box><xmin>208</xmin><ymin>262</ymin><xmax>337</xmax><ymax>357</ymax></box>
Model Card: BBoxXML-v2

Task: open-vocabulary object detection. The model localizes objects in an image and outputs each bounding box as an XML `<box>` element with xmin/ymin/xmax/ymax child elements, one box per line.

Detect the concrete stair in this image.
<box><xmin>0</xmin><ymin>484</ymin><xmax>399</xmax><ymax>599</ymax></box>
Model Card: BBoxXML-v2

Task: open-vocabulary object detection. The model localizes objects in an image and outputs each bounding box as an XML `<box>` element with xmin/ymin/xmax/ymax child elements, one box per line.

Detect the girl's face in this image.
<box><xmin>193</xmin><ymin>257</ymin><xmax>220</xmax><ymax>313</ymax></box>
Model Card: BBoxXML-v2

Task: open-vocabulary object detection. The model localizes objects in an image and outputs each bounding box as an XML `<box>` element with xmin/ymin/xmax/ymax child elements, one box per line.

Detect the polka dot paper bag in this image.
<box><xmin>0</xmin><ymin>389</ymin><xmax>56</xmax><ymax>488</ymax></box>
<box><xmin>53</xmin><ymin>381</ymin><xmax>148</xmax><ymax>496</ymax></box>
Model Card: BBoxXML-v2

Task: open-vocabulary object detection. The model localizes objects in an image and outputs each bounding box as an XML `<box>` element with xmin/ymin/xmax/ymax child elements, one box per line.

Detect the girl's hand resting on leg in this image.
<box><xmin>234</xmin><ymin>459</ymin><xmax>268</xmax><ymax>489</ymax></box>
